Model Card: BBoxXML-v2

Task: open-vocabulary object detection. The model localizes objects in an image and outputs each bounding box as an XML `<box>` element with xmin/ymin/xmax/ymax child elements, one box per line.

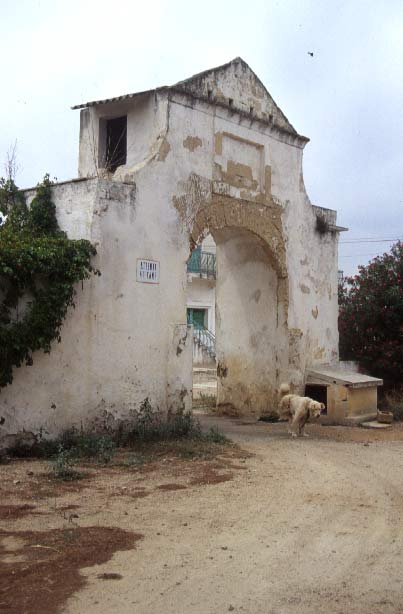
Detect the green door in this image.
<box><xmin>187</xmin><ymin>308</ymin><xmax>206</xmax><ymax>329</ymax></box>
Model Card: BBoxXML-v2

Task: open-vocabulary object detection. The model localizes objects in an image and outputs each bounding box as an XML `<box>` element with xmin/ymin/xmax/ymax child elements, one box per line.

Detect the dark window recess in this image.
<box><xmin>106</xmin><ymin>116</ymin><xmax>127</xmax><ymax>172</ymax></box>
<box><xmin>305</xmin><ymin>384</ymin><xmax>328</xmax><ymax>414</ymax></box>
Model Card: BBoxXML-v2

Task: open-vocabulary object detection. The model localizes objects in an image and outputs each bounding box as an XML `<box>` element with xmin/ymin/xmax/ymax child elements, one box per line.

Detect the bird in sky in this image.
<box><xmin>307</xmin><ymin>52</ymin><xmax>314</xmax><ymax>57</ymax></box>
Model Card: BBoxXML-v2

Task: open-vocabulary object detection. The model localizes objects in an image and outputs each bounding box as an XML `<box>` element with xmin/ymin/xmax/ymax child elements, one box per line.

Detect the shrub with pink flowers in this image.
<box><xmin>338</xmin><ymin>241</ymin><xmax>403</xmax><ymax>389</ymax></box>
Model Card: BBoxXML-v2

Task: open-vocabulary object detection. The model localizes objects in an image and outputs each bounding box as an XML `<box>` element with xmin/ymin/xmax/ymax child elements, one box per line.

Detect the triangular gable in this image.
<box><xmin>72</xmin><ymin>57</ymin><xmax>305</xmax><ymax>141</ymax></box>
<box><xmin>173</xmin><ymin>57</ymin><xmax>298</xmax><ymax>136</ymax></box>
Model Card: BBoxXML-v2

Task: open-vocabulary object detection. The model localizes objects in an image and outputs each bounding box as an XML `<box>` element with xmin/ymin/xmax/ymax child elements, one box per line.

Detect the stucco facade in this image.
<box><xmin>1</xmin><ymin>58</ymin><xmax>345</xmax><ymax>436</ymax></box>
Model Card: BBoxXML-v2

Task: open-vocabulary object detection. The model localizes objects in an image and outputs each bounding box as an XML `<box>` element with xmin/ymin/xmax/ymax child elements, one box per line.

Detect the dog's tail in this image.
<box><xmin>279</xmin><ymin>383</ymin><xmax>290</xmax><ymax>399</ymax></box>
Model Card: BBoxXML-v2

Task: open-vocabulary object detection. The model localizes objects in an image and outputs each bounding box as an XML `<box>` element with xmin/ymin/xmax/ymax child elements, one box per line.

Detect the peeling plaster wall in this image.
<box><xmin>283</xmin><ymin>199</ymin><xmax>339</xmax><ymax>389</ymax></box>
<box><xmin>215</xmin><ymin>228</ymin><xmax>279</xmax><ymax>416</ymax></box>
<box><xmin>0</xmin><ymin>176</ymin><xmax>192</xmax><ymax>437</ymax></box>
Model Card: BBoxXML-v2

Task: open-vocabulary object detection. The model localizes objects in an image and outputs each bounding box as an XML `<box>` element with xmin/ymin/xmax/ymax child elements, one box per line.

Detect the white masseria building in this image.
<box><xmin>0</xmin><ymin>57</ymin><xmax>383</xmax><ymax>441</ymax></box>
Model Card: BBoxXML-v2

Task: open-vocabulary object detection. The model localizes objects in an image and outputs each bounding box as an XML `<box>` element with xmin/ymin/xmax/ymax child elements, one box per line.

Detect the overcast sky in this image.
<box><xmin>1</xmin><ymin>0</ymin><xmax>402</xmax><ymax>274</ymax></box>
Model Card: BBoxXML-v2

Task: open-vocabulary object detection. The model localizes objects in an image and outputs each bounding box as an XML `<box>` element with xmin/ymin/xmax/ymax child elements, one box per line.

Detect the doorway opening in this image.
<box><xmin>186</xmin><ymin>235</ymin><xmax>217</xmax><ymax>410</ymax></box>
<box><xmin>186</xmin><ymin>225</ymin><xmax>282</xmax><ymax>417</ymax></box>
<box><xmin>187</xmin><ymin>307</ymin><xmax>208</xmax><ymax>329</ymax></box>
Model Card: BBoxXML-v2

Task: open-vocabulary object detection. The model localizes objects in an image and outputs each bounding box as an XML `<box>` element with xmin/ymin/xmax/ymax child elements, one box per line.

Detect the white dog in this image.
<box><xmin>278</xmin><ymin>383</ymin><xmax>325</xmax><ymax>437</ymax></box>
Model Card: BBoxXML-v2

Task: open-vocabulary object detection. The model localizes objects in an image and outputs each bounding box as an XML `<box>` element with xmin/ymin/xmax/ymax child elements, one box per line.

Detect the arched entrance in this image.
<box><xmin>190</xmin><ymin>195</ymin><xmax>288</xmax><ymax>417</ymax></box>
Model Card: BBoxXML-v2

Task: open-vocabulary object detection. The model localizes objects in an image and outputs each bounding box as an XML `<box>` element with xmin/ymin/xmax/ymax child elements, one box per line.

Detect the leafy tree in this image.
<box><xmin>0</xmin><ymin>175</ymin><xmax>98</xmax><ymax>388</ymax></box>
<box><xmin>339</xmin><ymin>241</ymin><xmax>403</xmax><ymax>388</ymax></box>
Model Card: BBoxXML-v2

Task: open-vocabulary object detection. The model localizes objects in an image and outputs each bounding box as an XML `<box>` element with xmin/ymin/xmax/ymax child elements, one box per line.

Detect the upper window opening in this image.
<box><xmin>105</xmin><ymin>116</ymin><xmax>127</xmax><ymax>172</ymax></box>
<box><xmin>207</xmin><ymin>89</ymin><xmax>213</xmax><ymax>100</ymax></box>
<box><xmin>228</xmin><ymin>98</ymin><xmax>234</xmax><ymax>108</ymax></box>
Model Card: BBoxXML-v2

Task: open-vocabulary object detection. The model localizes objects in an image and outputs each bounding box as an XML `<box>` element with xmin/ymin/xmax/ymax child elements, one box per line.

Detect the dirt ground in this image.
<box><xmin>2</xmin><ymin>416</ymin><xmax>403</xmax><ymax>614</ymax></box>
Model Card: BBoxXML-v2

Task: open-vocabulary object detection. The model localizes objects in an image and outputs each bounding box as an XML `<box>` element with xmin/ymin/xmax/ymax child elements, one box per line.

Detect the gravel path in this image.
<box><xmin>63</xmin><ymin>416</ymin><xmax>403</xmax><ymax>614</ymax></box>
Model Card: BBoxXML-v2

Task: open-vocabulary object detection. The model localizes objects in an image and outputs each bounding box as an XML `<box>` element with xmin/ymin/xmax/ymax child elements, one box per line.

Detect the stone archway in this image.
<box><xmin>189</xmin><ymin>194</ymin><xmax>289</xmax><ymax>417</ymax></box>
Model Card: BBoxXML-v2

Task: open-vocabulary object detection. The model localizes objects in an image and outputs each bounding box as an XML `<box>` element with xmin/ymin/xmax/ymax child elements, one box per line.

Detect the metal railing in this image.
<box><xmin>187</xmin><ymin>249</ymin><xmax>216</xmax><ymax>279</ymax></box>
<box><xmin>193</xmin><ymin>325</ymin><xmax>216</xmax><ymax>359</ymax></box>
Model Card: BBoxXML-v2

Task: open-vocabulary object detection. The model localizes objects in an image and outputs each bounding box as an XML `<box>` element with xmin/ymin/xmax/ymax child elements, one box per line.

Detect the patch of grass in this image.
<box><xmin>113</xmin><ymin>454</ymin><xmax>151</xmax><ymax>469</ymax></box>
<box><xmin>160</xmin><ymin>439</ymin><xmax>215</xmax><ymax>459</ymax></box>
<box><xmin>112</xmin><ymin>427</ymin><xmax>232</xmax><ymax>468</ymax></box>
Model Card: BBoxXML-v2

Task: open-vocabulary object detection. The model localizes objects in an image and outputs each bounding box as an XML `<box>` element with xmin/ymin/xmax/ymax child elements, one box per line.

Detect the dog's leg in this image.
<box><xmin>292</xmin><ymin>406</ymin><xmax>308</xmax><ymax>437</ymax></box>
<box><xmin>298</xmin><ymin>413</ymin><xmax>309</xmax><ymax>437</ymax></box>
<box><xmin>289</xmin><ymin>416</ymin><xmax>299</xmax><ymax>438</ymax></box>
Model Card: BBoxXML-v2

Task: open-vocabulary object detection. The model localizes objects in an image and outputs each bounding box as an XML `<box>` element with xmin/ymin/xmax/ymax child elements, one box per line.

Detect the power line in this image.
<box><xmin>339</xmin><ymin>253</ymin><xmax>387</xmax><ymax>258</ymax></box>
<box><xmin>340</xmin><ymin>237</ymin><xmax>403</xmax><ymax>244</ymax></box>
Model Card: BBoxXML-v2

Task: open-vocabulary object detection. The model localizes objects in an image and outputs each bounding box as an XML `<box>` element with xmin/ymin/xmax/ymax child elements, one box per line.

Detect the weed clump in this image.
<box><xmin>203</xmin><ymin>427</ymin><xmax>229</xmax><ymax>444</ymax></box>
<box><xmin>126</xmin><ymin>398</ymin><xmax>203</xmax><ymax>443</ymax></box>
<box><xmin>5</xmin><ymin>399</ymin><xmax>230</xmax><ymax>479</ymax></box>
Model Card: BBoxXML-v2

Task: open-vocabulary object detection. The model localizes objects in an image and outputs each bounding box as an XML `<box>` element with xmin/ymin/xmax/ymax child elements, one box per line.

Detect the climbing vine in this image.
<box><xmin>0</xmin><ymin>175</ymin><xmax>98</xmax><ymax>388</ymax></box>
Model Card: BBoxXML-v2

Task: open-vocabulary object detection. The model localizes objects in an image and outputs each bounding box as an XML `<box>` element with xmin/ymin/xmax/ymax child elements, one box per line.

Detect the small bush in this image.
<box><xmin>385</xmin><ymin>388</ymin><xmax>403</xmax><ymax>421</ymax></box>
<box><xmin>339</xmin><ymin>241</ymin><xmax>403</xmax><ymax>389</ymax></box>
<box><xmin>51</xmin><ymin>445</ymin><xmax>82</xmax><ymax>481</ymax></box>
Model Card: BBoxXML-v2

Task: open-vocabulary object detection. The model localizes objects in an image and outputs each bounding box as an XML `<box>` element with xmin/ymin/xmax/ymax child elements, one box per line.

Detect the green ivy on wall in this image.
<box><xmin>0</xmin><ymin>175</ymin><xmax>98</xmax><ymax>388</ymax></box>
